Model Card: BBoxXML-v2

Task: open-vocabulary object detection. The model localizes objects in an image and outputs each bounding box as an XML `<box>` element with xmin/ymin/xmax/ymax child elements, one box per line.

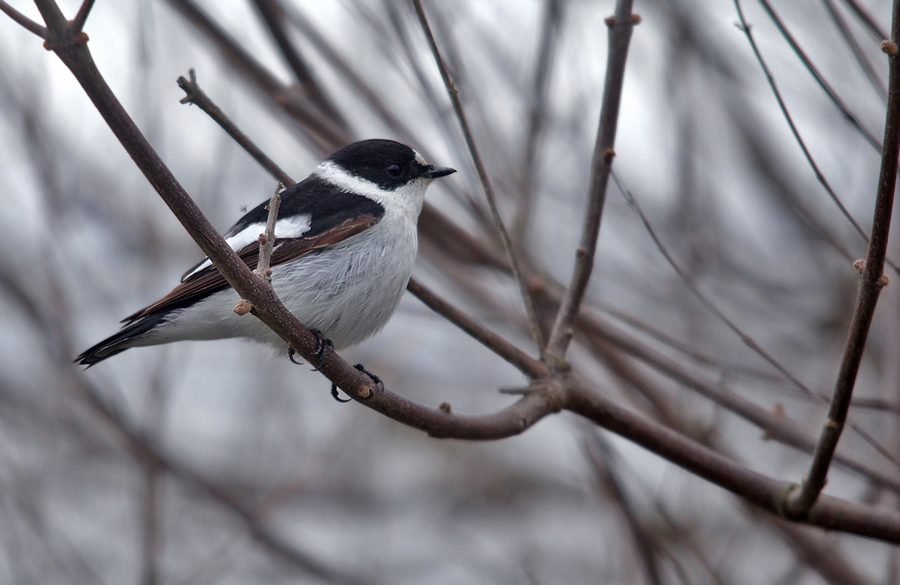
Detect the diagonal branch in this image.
<box><xmin>545</xmin><ymin>0</ymin><xmax>636</xmax><ymax>361</ymax></box>
<box><xmin>0</xmin><ymin>0</ymin><xmax>47</xmax><ymax>37</ymax></box>
<box><xmin>251</xmin><ymin>0</ymin><xmax>348</xmax><ymax>129</ymax></box>
<box><xmin>71</xmin><ymin>0</ymin><xmax>95</xmax><ymax>33</ymax></box>
<box><xmin>177</xmin><ymin>69</ymin><xmax>295</xmax><ymax>186</ymax></box>
<box><xmin>412</xmin><ymin>0</ymin><xmax>546</xmax><ymax>353</ymax></box>
<box><xmin>785</xmin><ymin>2</ymin><xmax>900</xmax><ymax>517</ymax></box>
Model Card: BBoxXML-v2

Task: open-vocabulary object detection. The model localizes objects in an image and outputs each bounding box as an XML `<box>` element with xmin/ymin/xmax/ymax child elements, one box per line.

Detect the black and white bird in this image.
<box><xmin>76</xmin><ymin>139</ymin><xmax>455</xmax><ymax>366</ymax></box>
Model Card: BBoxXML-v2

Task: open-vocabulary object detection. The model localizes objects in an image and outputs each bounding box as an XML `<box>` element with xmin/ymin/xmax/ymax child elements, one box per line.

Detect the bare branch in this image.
<box><xmin>407</xmin><ymin>278</ymin><xmax>547</xmax><ymax>379</ymax></box>
<box><xmin>564</xmin><ymin>379</ymin><xmax>900</xmax><ymax>543</ymax></box>
<box><xmin>785</xmin><ymin>0</ymin><xmax>900</xmax><ymax>516</ymax></box>
<box><xmin>735</xmin><ymin>0</ymin><xmax>900</xmax><ymax>276</ymax></box>
<box><xmin>755</xmin><ymin>0</ymin><xmax>882</xmax><ymax>151</ymax></box>
<box><xmin>177</xmin><ymin>70</ymin><xmax>295</xmax><ymax>186</ymax></box>
<box><xmin>412</xmin><ymin>0</ymin><xmax>545</xmax><ymax>352</ymax></box>
<box><xmin>71</xmin><ymin>0</ymin><xmax>95</xmax><ymax>33</ymax></box>
<box><xmin>544</xmin><ymin>0</ymin><xmax>636</xmax><ymax>360</ymax></box>
<box><xmin>255</xmin><ymin>184</ymin><xmax>282</xmax><ymax>282</ymax></box>
<box><xmin>0</xmin><ymin>0</ymin><xmax>47</xmax><ymax>37</ymax></box>
<box><xmin>251</xmin><ymin>0</ymin><xmax>348</xmax><ymax>129</ymax></box>
<box><xmin>164</xmin><ymin>0</ymin><xmax>349</xmax><ymax>151</ymax></box>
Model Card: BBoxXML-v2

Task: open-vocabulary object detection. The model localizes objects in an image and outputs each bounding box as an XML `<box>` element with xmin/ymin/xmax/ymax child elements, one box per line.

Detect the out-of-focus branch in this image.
<box><xmin>735</xmin><ymin>0</ymin><xmax>899</xmax><ymax>276</ymax></box>
<box><xmin>583</xmin><ymin>431</ymin><xmax>663</xmax><ymax>585</ymax></box>
<box><xmin>251</xmin><ymin>0</ymin><xmax>348</xmax><ymax>130</ymax></box>
<box><xmin>0</xmin><ymin>0</ymin><xmax>46</xmax><ymax>36</ymax></box>
<box><xmin>785</xmin><ymin>7</ymin><xmax>900</xmax><ymax>516</ymax></box>
<box><xmin>71</xmin><ymin>0</ymin><xmax>95</xmax><ymax>33</ymax></box>
<box><xmin>177</xmin><ymin>70</ymin><xmax>295</xmax><ymax>187</ymax></box>
<box><xmin>755</xmin><ymin>0</ymin><xmax>881</xmax><ymax>151</ymax></box>
<box><xmin>513</xmin><ymin>0</ymin><xmax>564</xmax><ymax>243</ymax></box>
<box><xmin>164</xmin><ymin>0</ymin><xmax>348</xmax><ymax>151</ymax></box>
<box><xmin>412</xmin><ymin>0</ymin><xmax>546</xmax><ymax>352</ymax></box>
<box><xmin>544</xmin><ymin>0</ymin><xmax>635</xmax><ymax>360</ymax></box>
<box><xmin>564</xmin><ymin>379</ymin><xmax>900</xmax><ymax>542</ymax></box>
<box><xmin>407</xmin><ymin>279</ymin><xmax>547</xmax><ymax>379</ymax></box>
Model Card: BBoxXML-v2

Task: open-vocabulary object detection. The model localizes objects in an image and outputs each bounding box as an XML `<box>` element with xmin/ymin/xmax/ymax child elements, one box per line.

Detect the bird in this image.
<box><xmin>76</xmin><ymin>139</ymin><xmax>456</xmax><ymax>368</ymax></box>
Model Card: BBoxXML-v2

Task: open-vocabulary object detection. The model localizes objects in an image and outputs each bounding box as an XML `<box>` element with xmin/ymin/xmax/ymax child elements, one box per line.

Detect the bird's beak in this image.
<box><xmin>421</xmin><ymin>165</ymin><xmax>456</xmax><ymax>179</ymax></box>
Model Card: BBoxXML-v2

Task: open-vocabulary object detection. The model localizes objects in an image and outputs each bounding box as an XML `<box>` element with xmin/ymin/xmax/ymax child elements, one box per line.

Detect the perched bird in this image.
<box><xmin>76</xmin><ymin>139</ymin><xmax>456</xmax><ymax>367</ymax></box>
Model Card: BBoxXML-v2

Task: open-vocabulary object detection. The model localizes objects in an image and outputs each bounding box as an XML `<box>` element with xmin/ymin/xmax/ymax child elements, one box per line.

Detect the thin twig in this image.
<box><xmin>823</xmin><ymin>0</ymin><xmax>887</xmax><ymax>100</ymax></box>
<box><xmin>164</xmin><ymin>0</ymin><xmax>348</xmax><ymax>151</ymax></box>
<box><xmin>71</xmin><ymin>0</ymin><xmax>95</xmax><ymax>33</ymax></box>
<box><xmin>178</xmin><ymin>70</ymin><xmax>295</xmax><ymax>186</ymax></box>
<box><xmin>756</xmin><ymin>0</ymin><xmax>882</xmax><ymax>151</ymax></box>
<box><xmin>583</xmin><ymin>430</ymin><xmax>664</xmax><ymax>585</ymax></box>
<box><xmin>544</xmin><ymin>0</ymin><xmax>636</xmax><ymax>361</ymax></box>
<box><xmin>785</xmin><ymin>7</ymin><xmax>900</xmax><ymax>516</ymax></box>
<box><xmin>407</xmin><ymin>278</ymin><xmax>547</xmax><ymax>379</ymax></box>
<box><xmin>251</xmin><ymin>0</ymin><xmax>348</xmax><ymax>129</ymax></box>
<box><xmin>513</xmin><ymin>0</ymin><xmax>564</xmax><ymax>242</ymax></box>
<box><xmin>255</xmin><ymin>184</ymin><xmax>282</xmax><ymax>281</ymax></box>
<box><xmin>840</xmin><ymin>0</ymin><xmax>889</xmax><ymax>41</ymax></box>
<box><xmin>0</xmin><ymin>0</ymin><xmax>47</xmax><ymax>37</ymax></box>
<box><xmin>612</xmin><ymin>169</ymin><xmax>900</xmax><ymax>468</ymax></box>
<box><xmin>735</xmin><ymin>0</ymin><xmax>900</xmax><ymax>276</ymax></box>
<box><xmin>411</xmin><ymin>0</ymin><xmax>546</xmax><ymax>353</ymax></box>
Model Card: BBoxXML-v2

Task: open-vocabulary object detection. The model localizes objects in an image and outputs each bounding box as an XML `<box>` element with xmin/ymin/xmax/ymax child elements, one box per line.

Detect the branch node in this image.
<box><xmin>883</xmin><ymin>40</ymin><xmax>898</xmax><ymax>55</ymax></box>
<box><xmin>233</xmin><ymin>299</ymin><xmax>253</xmax><ymax>316</ymax></box>
<box><xmin>877</xmin><ymin>274</ymin><xmax>890</xmax><ymax>287</ymax></box>
<box><xmin>439</xmin><ymin>401</ymin><xmax>452</xmax><ymax>413</ymax></box>
<box><xmin>631</xmin><ymin>14</ymin><xmax>642</xmax><ymax>24</ymax></box>
<box><xmin>75</xmin><ymin>31</ymin><xmax>89</xmax><ymax>46</ymax></box>
<box><xmin>43</xmin><ymin>40</ymin><xmax>53</xmax><ymax>51</ymax></box>
<box><xmin>824</xmin><ymin>417</ymin><xmax>839</xmax><ymax>431</ymax></box>
<box><xmin>603</xmin><ymin>148</ymin><xmax>616</xmax><ymax>163</ymax></box>
<box><xmin>853</xmin><ymin>258</ymin><xmax>866</xmax><ymax>273</ymax></box>
<box><xmin>605</xmin><ymin>16</ymin><xmax>616</xmax><ymax>27</ymax></box>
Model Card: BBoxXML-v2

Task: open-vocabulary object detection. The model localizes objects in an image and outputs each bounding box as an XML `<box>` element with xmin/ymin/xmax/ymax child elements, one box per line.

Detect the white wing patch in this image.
<box><xmin>182</xmin><ymin>214</ymin><xmax>312</xmax><ymax>281</ymax></box>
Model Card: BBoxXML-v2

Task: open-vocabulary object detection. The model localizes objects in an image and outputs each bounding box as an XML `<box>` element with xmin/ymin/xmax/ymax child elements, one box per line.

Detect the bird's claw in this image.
<box><xmin>286</xmin><ymin>329</ymin><xmax>333</xmax><ymax>370</ymax></box>
<box><xmin>310</xmin><ymin>328</ymin><xmax>334</xmax><ymax>371</ymax></box>
<box><xmin>330</xmin><ymin>364</ymin><xmax>383</xmax><ymax>403</ymax></box>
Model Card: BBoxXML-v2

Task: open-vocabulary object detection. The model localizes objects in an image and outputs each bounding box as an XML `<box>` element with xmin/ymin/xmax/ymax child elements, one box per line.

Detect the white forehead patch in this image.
<box><xmin>414</xmin><ymin>150</ymin><xmax>428</xmax><ymax>166</ymax></box>
<box><xmin>314</xmin><ymin>160</ymin><xmax>394</xmax><ymax>204</ymax></box>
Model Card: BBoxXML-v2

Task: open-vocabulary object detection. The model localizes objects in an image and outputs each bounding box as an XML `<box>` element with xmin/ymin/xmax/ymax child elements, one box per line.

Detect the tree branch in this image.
<box><xmin>544</xmin><ymin>0</ymin><xmax>636</xmax><ymax>360</ymax></box>
<box><xmin>412</xmin><ymin>0</ymin><xmax>546</xmax><ymax>353</ymax></box>
<box><xmin>177</xmin><ymin>69</ymin><xmax>295</xmax><ymax>186</ymax></box>
<box><xmin>785</xmin><ymin>3</ymin><xmax>900</xmax><ymax>516</ymax></box>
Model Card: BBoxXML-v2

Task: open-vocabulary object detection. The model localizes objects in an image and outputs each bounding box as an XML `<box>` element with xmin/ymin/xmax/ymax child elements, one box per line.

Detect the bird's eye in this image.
<box><xmin>386</xmin><ymin>164</ymin><xmax>403</xmax><ymax>178</ymax></box>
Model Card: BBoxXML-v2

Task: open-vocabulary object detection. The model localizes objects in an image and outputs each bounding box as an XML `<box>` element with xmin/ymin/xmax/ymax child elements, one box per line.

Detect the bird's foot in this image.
<box><xmin>286</xmin><ymin>329</ymin><xmax>334</xmax><ymax>370</ymax></box>
<box><xmin>330</xmin><ymin>364</ymin><xmax>383</xmax><ymax>403</ymax></box>
<box><xmin>310</xmin><ymin>329</ymin><xmax>333</xmax><ymax>371</ymax></box>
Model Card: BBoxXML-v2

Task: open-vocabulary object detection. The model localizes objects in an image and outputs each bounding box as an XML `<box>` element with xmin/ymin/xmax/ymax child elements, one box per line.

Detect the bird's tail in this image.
<box><xmin>75</xmin><ymin>314</ymin><xmax>166</xmax><ymax>367</ymax></box>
